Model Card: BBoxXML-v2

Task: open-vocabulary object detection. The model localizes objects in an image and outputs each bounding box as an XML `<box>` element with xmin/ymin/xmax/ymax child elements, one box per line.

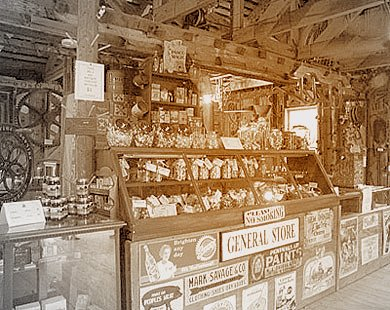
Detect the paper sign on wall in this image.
<box><xmin>0</xmin><ymin>200</ymin><xmax>45</xmax><ymax>228</ymax></box>
<box><xmin>75</xmin><ymin>60</ymin><xmax>104</xmax><ymax>102</ymax></box>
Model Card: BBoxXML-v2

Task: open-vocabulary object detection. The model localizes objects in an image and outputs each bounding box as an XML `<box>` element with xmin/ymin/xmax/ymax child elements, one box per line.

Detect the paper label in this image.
<box><xmin>74</xmin><ymin>60</ymin><xmax>104</xmax><ymax>102</ymax></box>
<box><xmin>159</xmin><ymin>195</ymin><xmax>170</xmax><ymax>205</ymax></box>
<box><xmin>194</xmin><ymin>159</ymin><xmax>204</xmax><ymax>167</ymax></box>
<box><xmin>145</xmin><ymin>162</ymin><xmax>158</xmax><ymax>173</ymax></box>
<box><xmin>213</xmin><ymin>158</ymin><xmax>224</xmax><ymax>167</ymax></box>
<box><xmin>204</xmin><ymin>158</ymin><xmax>213</xmax><ymax>170</ymax></box>
<box><xmin>157</xmin><ymin>166</ymin><xmax>171</xmax><ymax>177</ymax></box>
<box><xmin>0</xmin><ymin>200</ymin><xmax>46</xmax><ymax>228</ymax></box>
<box><xmin>132</xmin><ymin>199</ymin><xmax>147</xmax><ymax>209</ymax></box>
<box><xmin>221</xmin><ymin>137</ymin><xmax>244</xmax><ymax>150</ymax></box>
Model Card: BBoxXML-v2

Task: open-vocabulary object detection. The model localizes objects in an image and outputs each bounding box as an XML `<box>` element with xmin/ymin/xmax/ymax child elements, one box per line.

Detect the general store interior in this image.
<box><xmin>0</xmin><ymin>1</ymin><xmax>390</xmax><ymax>310</ymax></box>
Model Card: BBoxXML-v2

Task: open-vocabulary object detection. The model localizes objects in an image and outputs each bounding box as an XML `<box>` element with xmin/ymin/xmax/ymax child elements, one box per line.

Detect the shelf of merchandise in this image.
<box><xmin>111</xmin><ymin>147</ymin><xmax>338</xmax><ymax>241</ymax></box>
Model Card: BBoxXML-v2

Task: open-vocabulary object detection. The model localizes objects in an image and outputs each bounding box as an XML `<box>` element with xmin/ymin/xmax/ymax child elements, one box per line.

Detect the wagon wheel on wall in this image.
<box><xmin>15</xmin><ymin>89</ymin><xmax>62</xmax><ymax>147</ymax></box>
<box><xmin>0</xmin><ymin>125</ymin><xmax>33</xmax><ymax>204</ymax></box>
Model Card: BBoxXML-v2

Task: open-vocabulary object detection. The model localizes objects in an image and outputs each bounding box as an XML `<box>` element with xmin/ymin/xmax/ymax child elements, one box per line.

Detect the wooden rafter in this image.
<box><xmin>153</xmin><ymin>0</ymin><xmax>218</xmax><ymax>23</ymax></box>
<box><xmin>271</xmin><ymin>0</ymin><xmax>385</xmax><ymax>36</ymax></box>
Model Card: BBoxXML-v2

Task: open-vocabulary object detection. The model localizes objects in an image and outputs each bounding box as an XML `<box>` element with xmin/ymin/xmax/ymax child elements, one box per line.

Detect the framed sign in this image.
<box><xmin>361</xmin><ymin>234</ymin><xmax>379</xmax><ymax>265</ymax></box>
<box><xmin>139</xmin><ymin>233</ymin><xmax>218</xmax><ymax>285</ymax></box>
<box><xmin>244</xmin><ymin>205</ymin><xmax>285</xmax><ymax>226</ymax></box>
<box><xmin>339</xmin><ymin>217</ymin><xmax>358</xmax><ymax>278</ymax></box>
<box><xmin>221</xmin><ymin>218</ymin><xmax>299</xmax><ymax>261</ymax></box>
<box><xmin>140</xmin><ymin>279</ymin><xmax>183</xmax><ymax>310</ymax></box>
<box><xmin>184</xmin><ymin>261</ymin><xmax>248</xmax><ymax>306</ymax></box>
<box><xmin>250</xmin><ymin>242</ymin><xmax>302</xmax><ymax>282</ymax></box>
<box><xmin>74</xmin><ymin>60</ymin><xmax>104</xmax><ymax>102</ymax></box>
<box><xmin>304</xmin><ymin>208</ymin><xmax>333</xmax><ymax>247</ymax></box>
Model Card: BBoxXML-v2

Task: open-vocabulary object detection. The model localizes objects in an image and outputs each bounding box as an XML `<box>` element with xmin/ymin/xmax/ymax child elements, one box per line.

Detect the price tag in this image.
<box><xmin>309</xmin><ymin>182</ymin><xmax>318</xmax><ymax>189</ymax></box>
<box><xmin>132</xmin><ymin>199</ymin><xmax>147</xmax><ymax>209</ymax></box>
<box><xmin>214</xmin><ymin>190</ymin><xmax>223</xmax><ymax>201</ymax></box>
<box><xmin>204</xmin><ymin>158</ymin><xmax>213</xmax><ymax>170</ymax></box>
<box><xmin>159</xmin><ymin>195</ymin><xmax>170</xmax><ymax>205</ymax></box>
<box><xmin>194</xmin><ymin>159</ymin><xmax>204</xmax><ymax>167</ymax></box>
<box><xmin>0</xmin><ymin>200</ymin><xmax>46</xmax><ymax>228</ymax></box>
<box><xmin>147</xmin><ymin>195</ymin><xmax>161</xmax><ymax>207</ymax></box>
<box><xmin>157</xmin><ymin>166</ymin><xmax>171</xmax><ymax>177</ymax></box>
<box><xmin>221</xmin><ymin>137</ymin><xmax>244</xmax><ymax>150</ymax></box>
<box><xmin>145</xmin><ymin>162</ymin><xmax>158</xmax><ymax>173</ymax></box>
<box><xmin>202</xmin><ymin>197</ymin><xmax>211</xmax><ymax>211</ymax></box>
<box><xmin>213</xmin><ymin>158</ymin><xmax>224</xmax><ymax>167</ymax></box>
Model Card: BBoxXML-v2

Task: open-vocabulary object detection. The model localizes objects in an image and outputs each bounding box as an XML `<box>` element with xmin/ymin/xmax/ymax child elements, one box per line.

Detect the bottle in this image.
<box><xmin>143</xmin><ymin>245</ymin><xmax>160</xmax><ymax>282</ymax></box>
<box><xmin>152</xmin><ymin>51</ymin><xmax>159</xmax><ymax>72</ymax></box>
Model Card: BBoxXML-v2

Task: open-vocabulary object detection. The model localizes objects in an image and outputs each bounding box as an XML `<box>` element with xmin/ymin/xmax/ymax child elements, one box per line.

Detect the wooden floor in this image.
<box><xmin>304</xmin><ymin>264</ymin><xmax>390</xmax><ymax>310</ymax></box>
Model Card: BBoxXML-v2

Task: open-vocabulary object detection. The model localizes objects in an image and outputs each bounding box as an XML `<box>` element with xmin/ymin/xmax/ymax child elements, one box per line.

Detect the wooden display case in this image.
<box><xmin>110</xmin><ymin>147</ymin><xmax>342</xmax><ymax>310</ymax></box>
<box><xmin>0</xmin><ymin>215</ymin><xmax>124</xmax><ymax>310</ymax></box>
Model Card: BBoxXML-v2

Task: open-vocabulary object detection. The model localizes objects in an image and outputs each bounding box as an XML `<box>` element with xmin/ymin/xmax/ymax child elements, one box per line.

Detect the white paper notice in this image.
<box><xmin>0</xmin><ymin>200</ymin><xmax>45</xmax><ymax>228</ymax></box>
<box><xmin>221</xmin><ymin>137</ymin><xmax>244</xmax><ymax>150</ymax></box>
<box><xmin>75</xmin><ymin>60</ymin><xmax>104</xmax><ymax>102</ymax></box>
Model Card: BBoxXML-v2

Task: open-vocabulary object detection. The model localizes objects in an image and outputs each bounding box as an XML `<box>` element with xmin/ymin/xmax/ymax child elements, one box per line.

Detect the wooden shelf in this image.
<box><xmin>196</xmin><ymin>178</ymin><xmax>248</xmax><ymax>185</ymax></box>
<box><xmin>151</xmin><ymin>101</ymin><xmax>197</xmax><ymax>109</ymax></box>
<box><xmin>126</xmin><ymin>180</ymin><xmax>193</xmax><ymax>188</ymax></box>
<box><xmin>152</xmin><ymin>72</ymin><xmax>191</xmax><ymax>81</ymax></box>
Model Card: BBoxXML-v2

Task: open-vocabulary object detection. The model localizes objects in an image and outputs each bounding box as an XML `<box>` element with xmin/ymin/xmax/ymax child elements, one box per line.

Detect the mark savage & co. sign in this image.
<box><xmin>221</xmin><ymin>218</ymin><xmax>299</xmax><ymax>261</ymax></box>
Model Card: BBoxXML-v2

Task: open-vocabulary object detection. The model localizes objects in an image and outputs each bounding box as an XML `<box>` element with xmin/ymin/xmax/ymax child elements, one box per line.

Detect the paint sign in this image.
<box><xmin>242</xmin><ymin>282</ymin><xmax>268</xmax><ymax>310</ymax></box>
<box><xmin>244</xmin><ymin>205</ymin><xmax>286</xmax><ymax>226</ymax></box>
<box><xmin>362</xmin><ymin>213</ymin><xmax>379</xmax><ymax>230</ymax></box>
<box><xmin>221</xmin><ymin>219</ymin><xmax>299</xmax><ymax>261</ymax></box>
<box><xmin>302</xmin><ymin>252</ymin><xmax>335</xmax><ymax>299</ymax></box>
<box><xmin>140</xmin><ymin>233</ymin><xmax>218</xmax><ymax>285</ymax></box>
<box><xmin>383</xmin><ymin>210</ymin><xmax>390</xmax><ymax>255</ymax></box>
<box><xmin>184</xmin><ymin>261</ymin><xmax>248</xmax><ymax>306</ymax></box>
<box><xmin>339</xmin><ymin>217</ymin><xmax>358</xmax><ymax>278</ymax></box>
<box><xmin>204</xmin><ymin>295</ymin><xmax>236</xmax><ymax>310</ymax></box>
<box><xmin>361</xmin><ymin>234</ymin><xmax>379</xmax><ymax>265</ymax></box>
<box><xmin>304</xmin><ymin>209</ymin><xmax>333</xmax><ymax>247</ymax></box>
<box><xmin>274</xmin><ymin>272</ymin><xmax>296</xmax><ymax>310</ymax></box>
<box><xmin>140</xmin><ymin>279</ymin><xmax>183</xmax><ymax>310</ymax></box>
<box><xmin>250</xmin><ymin>243</ymin><xmax>302</xmax><ymax>282</ymax></box>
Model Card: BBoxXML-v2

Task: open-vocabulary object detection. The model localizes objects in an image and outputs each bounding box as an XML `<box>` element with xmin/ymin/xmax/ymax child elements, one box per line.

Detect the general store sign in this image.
<box><xmin>221</xmin><ymin>218</ymin><xmax>299</xmax><ymax>261</ymax></box>
<box><xmin>184</xmin><ymin>261</ymin><xmax>248</xmax><ymax>305</ymax></box>
<box><xmin>244</xmin><ymin>205</ymin><xmax>285</xmax><ymax>226</ymax></box>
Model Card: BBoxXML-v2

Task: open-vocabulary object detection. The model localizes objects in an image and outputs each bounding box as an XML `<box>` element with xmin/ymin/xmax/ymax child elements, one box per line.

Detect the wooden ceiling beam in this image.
<box><xmin>342</xmin><ymin>53</ymin><xmax>390</xmax><ymax>72</ymax></box>
<box><xmin>98</xmin><ymin>12</ymin><xmax>301</xmax><ymax>83</ymax></box>
<box><xmin>153</xmin><ymin>0</ymin><xmax>218</xmax><ymax>23</ymax></box>
<box><xmin>298</xmin><ymin>36</ymin><xmax>388</xmax><ymax>60</ymax></box>
<box><xmin>271</xmin><ymin>0</ymin><xmax>384</xmax><ymax>36</ymax></box>
<box><xmin>0</xmin><ymin>51</ymin><xmax>47</xmax><ymax>64</ymax></box>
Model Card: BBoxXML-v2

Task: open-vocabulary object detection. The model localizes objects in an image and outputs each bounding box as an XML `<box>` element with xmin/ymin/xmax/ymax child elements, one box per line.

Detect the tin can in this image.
<box><xmin>50</xmin><ymin>198</ymin><xmax>67</xmax><ymax>221</ymax></box>
<box><xmin>46</xmin><ymin>176</ymin><xmax>61</xmax><ymax>198</ymax></box>
<box><xmin>67</xmin><ymin>196</ymin><xmax>77</xmax><ymax>215</ymax></box>
<box><xmin>76</xmin><ymin>178</ymin><xmax>89</xmax><ymax>197</ymax></box>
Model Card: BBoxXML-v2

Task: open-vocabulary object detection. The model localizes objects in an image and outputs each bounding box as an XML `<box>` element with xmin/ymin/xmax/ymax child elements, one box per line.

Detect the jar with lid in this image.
<box><xmin>50</xmin><ymin>198</ymin><xmax>67</xmax><ymax>221</ymax></box>
<box><xmin>67</xmin><ymin>196</ymin><xmax>77</xmax><ymax>215</ymax></box>
<box><xmin>76</xmin><ymin>178</ymin><xmax>89</xmax><ymax>197</ymax></box>
<box><xmin>46</xmin><ymin>176</ymin><xmax>61</xmax><ymax>199</ymax></box>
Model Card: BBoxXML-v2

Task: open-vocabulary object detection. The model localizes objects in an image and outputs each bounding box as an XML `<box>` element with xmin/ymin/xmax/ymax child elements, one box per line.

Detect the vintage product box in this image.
<box><xmin>40</xmin><ymin>296</ymin><xmax>66</xmax><ymax>310</ymax></box>
<box><xmin>151</xmin><ymin>83</ymin><xmax>161</xmax><ymax>101</ymax></box>
<box><xmin>175</xmin><ymin>87</ymin><xmax>185</xmax><ymax>104</ymax></box>
<box><xmin>15</xmin><ymin>302</ymin><xmax>41</xmax><ymax>310</ymax></box>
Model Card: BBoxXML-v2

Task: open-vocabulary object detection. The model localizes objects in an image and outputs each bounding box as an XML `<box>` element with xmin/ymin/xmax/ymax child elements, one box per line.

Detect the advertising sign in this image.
<box><xmin>302</xmin><ymin>251</ymin><xmax>335</xmax><ymax>299</ymax></box>
<box><xmin>304</xmin><ymin>209</ymin><xmax>333</xmax><ymax>247</ymax></box>
<box><xmin>184</xmin><ymin>261</ymin><xmax>248</xmax><ymax>306</ymax></box>
<box><xmin>140</xmin><ymin>279</ymin><xmax>183</xmax><ymax>310</ymax></box>
<box><xmin>362</xmin><ymin>213</ymin><xmax>379</xmax><ymax>230</ymax></box>
<box><xmin>383</xmin><ymin>210</ymin><xmax>390</xmax><ymax>255</ymax></box>
<box><xmin>74</xmin><ymin>60</ymin><xmax>104</xmax><ymax>102</ymax></box>
<box><xmin>204</xmin><ymin>295</ymin><xmax>236</xmax><ymax>310</ymax></box>
<box><xmin>242</xmin><ymin>282</ymin><xmax>268</xmax><ymax>310</ymax></box>
<box><xmin>250</xmin><ymin>243</ymin><xmax>302</xmax><ymax>282</ymax></box>
<box><xmin>361</xmin><ymin>234</ymin><xmax>379</xmax><ymax>265</ymax></box>
<box><xmin>275</xmin><ymin>272</ymin><xmax>296</xmax><ymax>310</ymax></box>
<box><xmin>244</xmin><ymin>205</ymin><xmax>286</xmax><ymax>227</ymax></box>
<box><xmin>221</xmin><ymin>219</ymin><xmax>299</xmax><ymax>261</ymax></box>
<box><xmin>339</xmin><ymin>217</ymin><xmax>358</xmax><ymax>278</ymax></box>
<box><xmin>140</xmin><ymin>233</ymin><xmax>218</xmax><ymax>285</ymax></box>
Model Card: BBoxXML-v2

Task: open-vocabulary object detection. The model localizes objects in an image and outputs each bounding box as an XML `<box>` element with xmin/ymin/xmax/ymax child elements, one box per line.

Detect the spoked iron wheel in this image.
<box><xmin>15</xmin><ymin>89</ymin><xmax>62</xmax><ymax>147</ymax></box>
<box><xmin>0</xmin><ymin>125</ymin><xmax>32</xmax><ymax>204</ymax></box>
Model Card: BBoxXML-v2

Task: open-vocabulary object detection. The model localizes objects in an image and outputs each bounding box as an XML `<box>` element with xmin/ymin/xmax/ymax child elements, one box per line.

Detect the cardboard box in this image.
<box><xmin>41</xmin><ymin>296</ymin><xmax>66</xmax><ymax>310</ymax></box>
<box><xmin>15</xmin><ymin>302</ymin><xmax>41</xmax><ymax>310</ymax></box>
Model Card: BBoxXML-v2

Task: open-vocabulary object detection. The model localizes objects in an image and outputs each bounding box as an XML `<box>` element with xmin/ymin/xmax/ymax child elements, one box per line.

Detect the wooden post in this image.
<box><xmin>231</xmin><ymin>0</ymin><xmax>244</xmax><ymax>34</ymax></box>
<box><xmin>62</xmin><ymin>0</ymin><xmax>98</xmax><ymax>194</ymax></box>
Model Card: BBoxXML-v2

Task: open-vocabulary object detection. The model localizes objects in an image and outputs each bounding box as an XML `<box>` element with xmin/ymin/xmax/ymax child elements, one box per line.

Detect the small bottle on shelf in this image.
<box><xmin>152</xmin><ymin>51</ymin><xmax>159</xmax><ymax>72</ymax></box>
